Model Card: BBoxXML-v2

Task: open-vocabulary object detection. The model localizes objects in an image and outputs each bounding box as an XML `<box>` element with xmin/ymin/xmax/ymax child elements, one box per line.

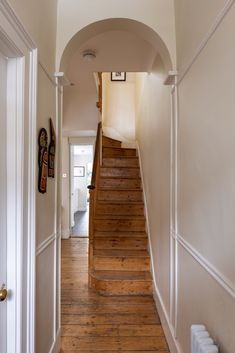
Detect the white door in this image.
<box><xmin>0</xmin><ymin>51</ymin><xmax>8</xmax><ymax>353</ymax></box>
<box><xmin>70</xmin><ymin>145</ymin><xmax>76</xmax><ymax>227</ymax></box>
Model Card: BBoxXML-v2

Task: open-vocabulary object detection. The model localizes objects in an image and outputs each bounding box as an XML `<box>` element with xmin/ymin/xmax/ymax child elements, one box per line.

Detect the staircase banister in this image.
<box><xmin>87</xmin><ymin>121</ymin><xmax>102</xmax><ymax>190</ymax></box>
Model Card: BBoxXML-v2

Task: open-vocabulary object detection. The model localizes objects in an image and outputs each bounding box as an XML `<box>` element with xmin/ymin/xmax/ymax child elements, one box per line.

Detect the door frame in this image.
<box><xmin>0</xmin><ymin>1</ymin><xmax>37</xmax><ymax>353</ymax></box>
<box><xmin>69</xmin><ymin>143</ymin><xmax>94</xmax><ymax>233</ymax></box>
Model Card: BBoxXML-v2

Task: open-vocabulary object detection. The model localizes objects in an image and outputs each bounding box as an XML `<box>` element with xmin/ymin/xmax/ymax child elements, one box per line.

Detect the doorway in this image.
<box><xmin>0</xmin><ymin>5</ymin><xmax>37</xmax><ymax>352</ymax></box>
<box><xmin>0</xmin><ymin>49</ymin><xmax>8</xmax><ymax>353</ymax></box>
<box><xmin>70</xmin><ymin>145</ymin><xmax>93</xmax><ymax>237</ymax></box>
<box><xmin>0</xmin><ymin>46</ymin><xmax>36</xmax><ymax>353</ymax></box>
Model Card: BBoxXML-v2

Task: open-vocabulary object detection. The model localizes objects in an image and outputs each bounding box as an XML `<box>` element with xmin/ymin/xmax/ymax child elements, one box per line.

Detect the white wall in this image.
<box><xmin>73</xmin><ymin>154</ymin><xmax>93</xmax><ymax>212</ymax></box>
<box><xmin>135</xmin><ymin>3</ymin><xmax>235</xmax><ymax>352</ymax></box>
<box><xmin>8</xmin><ymin>0</ymin><xmax>57</xmax><ymax>71</ymax></box>
<box><xmin>102</xmin><ymin>72</ymin><xmax>136</xmax><ymax>143</ymax></box>
<box><xmin>36</xmin><ymin>68</ymin><xmax>60</xmax><ymax>353</ymax></box>
<box><xmin>135</xmin><ymin>59</ymin><xmax>173</xmax><ymax>342</ymax></box>
<box><xmin>6</xmin><ymin>1</ymin><xmax>60</xmax><ymax>352</ymax></box>
<box><xmin>63</xmin><ymin>83</ymin><xmax>99</xmax><ymax>136</ymax></box>
<box><xmin>56</xmin><ymin>0</ymin><xmax>176</xmax><ymax>69</ymax></box>
<box><xmin>62</xmin><ymin>137</ymin><xmax>70</xmax><ymax>238</ymax></box>
<box><xmin>174</xmin><ymin>1</ymin><xmax>235</xmax><ymax>353</ymax></box>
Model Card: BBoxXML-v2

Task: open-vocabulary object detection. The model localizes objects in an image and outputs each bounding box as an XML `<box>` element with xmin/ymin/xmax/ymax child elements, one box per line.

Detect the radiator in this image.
<box><xmin>191</xmin><ymin>325</ymin><xmax>219</xmax><ymax>353</ymax></box>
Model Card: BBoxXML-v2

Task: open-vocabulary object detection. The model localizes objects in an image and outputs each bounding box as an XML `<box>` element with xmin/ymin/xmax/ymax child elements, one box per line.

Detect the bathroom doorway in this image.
<box><xmin>70</xmin><ymin>145</ymin><xmax>93</xmax><ymax>237</ymax></box>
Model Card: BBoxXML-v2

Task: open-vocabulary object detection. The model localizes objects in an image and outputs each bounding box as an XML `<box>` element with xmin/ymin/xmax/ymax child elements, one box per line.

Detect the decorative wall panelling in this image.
<box><xmin>139</xmin><ymin>1</ymin><xmax>235</xmax><ymax>352</ymax></box>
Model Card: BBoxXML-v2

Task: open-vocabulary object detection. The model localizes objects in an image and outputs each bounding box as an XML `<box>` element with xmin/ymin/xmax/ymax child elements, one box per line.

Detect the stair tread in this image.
<box><xmin>98</xmin><ymin>187</ymin><xmax>142</xmax><ymax>191</ymax></box>
<box><xmin>103</xmin><ymin>146</ymin><xmax>136</xmax><ymax>151</ymax></box>
<box><xmin>103</xmin><ymin>156</ymin><xmax>138</xmax><ymax>160</ymax></box>
<box><xmin>94</xmin><ymin>235</ymin><xmax>147</xmax><ymax>240</ymax></box>
<box><xmin>94</xmin><ymin>231</ymin><xmax>147</xmax><ymax>237</ymax></box>
<box><xmin>100</xmin><ymin>176</ymin><xmax>141</xmax><ymax>179</ymax></box>
<box><xmin>90</xmin><ymin>270</ymin><xmax>152</xmax><ymax>281</ymax></box>
<box><xmin>97</xmin><ymin>200</ymin><xmax>144</xmax><ymax>205</ymax></box>
<box><xmin>96</xmin><ymin>200</ymin><xmax>144</xmax><ymax>205</ymax></box>
<box><xmin>101</xmin><ymin>166</ymin><xmax>139</xmax><ymax>169</ymax></box>
<box><xmin>94</xmin><ymin>249</ymin><xmax>149</xmax><ymax>257</ymax></box>
<box><xmin>100</xmin><ymin>176</ymin><xmax>140</xmax><ymax>180</ymax></box>
<box><xmin>95</xmin><ymin>215</ymin><xmax>145</xmax><ymax>220</ymax></box>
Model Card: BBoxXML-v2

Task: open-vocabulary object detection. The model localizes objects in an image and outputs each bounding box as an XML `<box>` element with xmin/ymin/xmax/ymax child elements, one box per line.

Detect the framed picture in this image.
<box><xmin>74</xmin><ymin>166</ymin><xmax>85</xmax><ymax>177</ymax></box>
<box><xmin>111</xmin><ymin>72</ymin><xmax>126</xmax><ymax>81</ymax></box>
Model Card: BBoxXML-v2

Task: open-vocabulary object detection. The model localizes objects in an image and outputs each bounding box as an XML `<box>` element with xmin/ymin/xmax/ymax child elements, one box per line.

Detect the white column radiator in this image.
<box><xmin>191</xmin><ymin>325</ymin><xmax>219</xmax><ymax>353</ymax></box>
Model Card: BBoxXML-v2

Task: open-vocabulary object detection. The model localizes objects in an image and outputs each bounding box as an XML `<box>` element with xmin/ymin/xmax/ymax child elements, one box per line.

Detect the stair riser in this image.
<box><xmin>94</xmin><ymin>238</ymin><xmax>148</xmax><ymax>250</ymax></box>
<box><xmin>96</xmin><ymin>203</ymin><xmax>144</xmax><ymax>216</ymax></box>
<box><xmin>103</xmin><ymin>147</ymin><xmax>136</xmax><ymax>157</ymax></box>
<box><xmin>99</xmin><ymin>178</ymin><xmax>141</xmax><ymax>189</ymax></box>
<box><xmin>102</xmin><ymin>158</ymin><xmax>139</xmax><ymax>168</ymax></box>
<box><xmin>90</xmin><ymin>277</ymin><xmax>152</xmax><ymax>296</ymax></box>
<box><xmin>93</xmin><ymin>257</ymin><xmax>150</xmax><ymax>271</ymax></box>
<box><xmin>100</xmin><ymin>168</ymin><xmax>140</xmax><ymax>178</ymax></box>
<box><xmin>102</xmin><ymin>137</ymin><xmax>122</xmax><ymax>148</ymax></box>
<box><xmin>94</xmin><ymin>220</ymin><xmax>145</xmax><ymax>232</ymax></box>
<box><xmin>98</xmin><ymin>190</ymin><xmax>143</xmax><ymax>202</ymax></box>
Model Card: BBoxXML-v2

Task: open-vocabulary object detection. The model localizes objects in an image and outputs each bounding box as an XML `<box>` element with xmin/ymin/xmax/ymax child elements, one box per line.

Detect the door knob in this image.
<box><xmin>0</xmin><ymin>284</ymin><xmax>8</xmax><ymax>302</ymax></box>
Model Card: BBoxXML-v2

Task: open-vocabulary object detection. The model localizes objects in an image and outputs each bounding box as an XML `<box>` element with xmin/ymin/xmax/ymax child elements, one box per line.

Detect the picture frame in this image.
<box><xmin>74</xmin><ymin>166</ymin><xmax>85</xmax><ymax>177</ymax></box>
<box><xmin>111</xmin><ymin>72</ymin><xmax>126</xmax><ymax>81</ymax></box>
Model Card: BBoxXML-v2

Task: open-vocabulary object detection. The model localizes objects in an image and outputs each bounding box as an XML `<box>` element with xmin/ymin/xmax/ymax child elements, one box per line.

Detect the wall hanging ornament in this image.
<box><xmin>38</xmin><ymin>128</ymin><xmax>48</xmax><ymax>193</ymax></box>
<box><xmin>48</xmin><ymin>118</ymin><xmax>56</xmax><ymax>178</ymax></box>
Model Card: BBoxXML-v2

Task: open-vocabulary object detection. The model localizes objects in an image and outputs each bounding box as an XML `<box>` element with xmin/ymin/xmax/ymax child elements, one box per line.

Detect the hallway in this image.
<box><xmin>61</xmin><ymin>238</ymin><xmax>169</xmax><ymax>352</ymax></box>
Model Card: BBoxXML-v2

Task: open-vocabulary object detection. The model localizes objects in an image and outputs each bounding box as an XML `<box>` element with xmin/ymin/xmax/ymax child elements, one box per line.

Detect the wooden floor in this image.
<box><xmin>61</xmin><ymin>238</ymin><xmax>170</xmax><ymax>352</ymax></box>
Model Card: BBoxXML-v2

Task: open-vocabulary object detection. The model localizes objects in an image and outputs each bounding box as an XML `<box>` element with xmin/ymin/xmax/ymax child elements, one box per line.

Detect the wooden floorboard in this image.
<box><xmin>61</xmin><ymin>238</ymin><xmax>169</xmax><ymax>353</ymax></box>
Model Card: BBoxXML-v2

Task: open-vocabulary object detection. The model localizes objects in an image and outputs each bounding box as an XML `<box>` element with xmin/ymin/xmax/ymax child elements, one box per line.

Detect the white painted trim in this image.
<box><xmin>153</xmin><ymin>282</ymin><xmax>183</xmax><ymax>353</ymax></box>
<box><xmin>169</xmin><ymin>88</ymin><xmax>175</xmax><ymax>327</ymax></box>
<box><xmin>175</xmin><ymin>233</ymin><xmax>235</xmax><ymax>300</ymax></box>
<box><xmin>36</xmin><ymin>233</ymin><xmax>57</xmax><ymax>257</ymax></box>
<box><xmin>173</xmin><ymin>80</ymin><xmax>179</xmax><ymax>337</ymax></box>
<box><xmin>61</xmin><ymin>228</ymin><xmax>71</xmax><ymax>239</ymax></box>
<box><xmin>26</xmin><ymin>47</ymin><xmax>37</xmax><ymax>353</ymax></box>
<box><xmin>0</xmin><ymin>0</ymin><xmax>35</xmax><ymax>50</ymax></box>
<box><xmin>0</xmin><ymin>2</ymin><xmax>37</xmax><ymax>353</ymax></box>
<box><xmin>137</xmin><ymin>142</ymin><xmax>179</xmax><ymax>353</ymax></box>
<box><xmin>177</xmin><ymin>0</ymin><xmax>235</xmax><ymax>85</ymax></box>
<box><xmin>49</xmin><ymin>329</ymin><xmax>61</xmax><ymax>353</ymax></box>
<box><xmin>6</xmin><ymin>56</ymin><xmax>24</xmax><ymax>353</ymax></box>
<box><xmin>136</xmin><ymin>142</ymin><xmax>151</xmax><ymax>245</ymax></box>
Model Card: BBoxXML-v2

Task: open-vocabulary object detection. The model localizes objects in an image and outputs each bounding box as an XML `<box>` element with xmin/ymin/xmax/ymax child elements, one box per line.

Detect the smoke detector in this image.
<box><xmin>82</xmin><ymin>50</ymin><xmax>96</xmax><ymax>62</ymax></box>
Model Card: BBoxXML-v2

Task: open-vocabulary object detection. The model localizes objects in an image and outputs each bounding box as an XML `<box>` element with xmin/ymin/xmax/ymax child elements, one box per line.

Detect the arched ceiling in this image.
<box><xmin>62</xmin><ymin>19</ymin><xmax>172</xmax><ymax>136</ymax></box>
<box><xmin>60</xmin><ymin>18</ymin><xmax>173</xmax><ymax>73</ymax></box>
<box><xmin>66</xmin><ymin>29</ymin><xmax>157</xmax><ymax>87</ymax></box>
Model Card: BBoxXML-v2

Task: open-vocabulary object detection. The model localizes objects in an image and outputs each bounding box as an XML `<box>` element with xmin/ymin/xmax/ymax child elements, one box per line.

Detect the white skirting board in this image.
<box><xmin>136</xmin><ymin>141</ymin><xmax>182</xmax><ymax>353</ymax></box>
<box><xmin>49</xmin><ymin>329</ymin><xmax>61</xmax><ymax>353</ymax></box>
<box><xmin>61</xmin><ymin>228</ymin><xmax>70</xmax><ymax>239</ymax></box>
<box><xmin>153</xmin><ymin>284</ymin><xmax>182</xmax><ymax>353</ymax></box>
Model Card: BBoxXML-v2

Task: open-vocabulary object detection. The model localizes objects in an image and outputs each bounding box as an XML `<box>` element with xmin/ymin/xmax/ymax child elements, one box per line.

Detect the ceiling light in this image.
<box><xmin>82</xmin><ymin>50</ymin><xmax>96</xmax><ymax>62</ymax></box>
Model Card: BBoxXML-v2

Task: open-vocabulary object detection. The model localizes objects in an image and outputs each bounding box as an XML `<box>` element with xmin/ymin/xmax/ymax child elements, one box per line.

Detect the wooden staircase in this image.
<box><xmin>89</xmin><ymin>133</ymin><xmax>152</xmax><ymax>296</ymax></box>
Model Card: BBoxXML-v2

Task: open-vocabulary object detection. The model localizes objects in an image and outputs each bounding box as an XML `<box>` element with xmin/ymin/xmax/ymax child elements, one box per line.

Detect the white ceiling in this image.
<box><xmin>66</xmin><ymin>30</ymin><xmax>157</xmax><ymax>85</ymax></box>
<box><xmin>63</xmin><ymin>29</ymin><xmax>158</xmax><ymax>135</ymax></box>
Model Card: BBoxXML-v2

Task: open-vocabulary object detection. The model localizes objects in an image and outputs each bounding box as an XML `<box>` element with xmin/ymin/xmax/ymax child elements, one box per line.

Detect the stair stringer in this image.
<box><xmin>136</xmin><ymin>141</ymin><xmax>180</xmax><ymax>353</ymax></box>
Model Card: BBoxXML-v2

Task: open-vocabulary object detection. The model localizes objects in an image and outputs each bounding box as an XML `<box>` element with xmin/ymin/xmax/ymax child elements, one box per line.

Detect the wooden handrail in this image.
<box><xmin>88</xmin><ymin>121</ymin><xmax>102</xmax><ymax>190</ymax></box>
<box><xmin>87</xmin><ymin>122</ymin><xmax>102</xmax><ymax>285</ymax></box>
<box><xmin>96</xmin><ymin>72</ymin><xmax>102</xmax><ymax>113</ymax></box>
